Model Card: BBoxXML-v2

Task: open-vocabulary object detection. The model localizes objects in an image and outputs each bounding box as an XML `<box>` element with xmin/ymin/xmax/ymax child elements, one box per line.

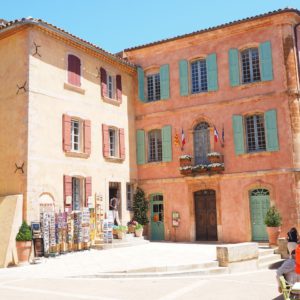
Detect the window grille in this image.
<box><xmin>245</xmin><ymin>114</ymin><xmax>266</xmax><ymax>152</ymax></box>
<box><xmin>126</xmin><ymin>183</ymin><xmax>134</xmax><ymax>211</ymax></box>
<box><xmin>147</xmin><ymin>74</ymin><xmax>160</xmax><ymax>101</ymax></box>
<box><xmin>241</xmin><ymin>48</ymin><xmax>261</xmax><ymax>84</ymax></box>
<box><xmin>191</xmin><ymin>60</ymin><xmax>207</xmax><ymax>93</ymax></box>
<box><xmin>148</xmin><ymin>130</ymin><xmax>162</xmax><ymax>162</ymax></box>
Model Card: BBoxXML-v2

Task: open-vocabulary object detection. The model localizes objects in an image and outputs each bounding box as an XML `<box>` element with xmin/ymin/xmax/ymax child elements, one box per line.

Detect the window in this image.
<box><xmin>109</xmin><ymin>128</ymin><xmax>119</xmax><ymax>157</ymax></box>
<box><xmin>71</xmin><ymin>119</ymin><xmax>81</xmax><ymax>152</ymax></box>
<box><xmin>191</xmin><ymin>59</ymin><xmax>208</xmax><ymax>93</ymax></box>
<box><xmin>148</xmin><ymin>129</ymin><xmax>162</xmax><ymax>162</ymax></box>
<box><xmin>107</xmin><ymin>74</ymin><xmax>115</xmax><ymax>99</ymax></box>
<box><xmin>72</xmin><ymin>177</ymin><xmax>82</xmax><ymax>211</ymax></box>
<box><xmin>147</xmin><ymin>73</ymin><xmax>160</xmax><ymax>101</ymax></box>
<box><xmin>126</xmin><ymin>183</ymin><xmax>134</xmax><ymax>211</ymax></box>
<box><xmin>245</xmin><ymin>114</ymin><xmax>266</xmax><ymax>152</ymax></box>
<box><xmin>241</xmin><ymin>48</ymin><xmax>261</xmax><ymax>84</ymax></box>
<box><xmin>68</xmin><ymin>54</ymin><xmax>81</xmax><ymax>86</ymax></box>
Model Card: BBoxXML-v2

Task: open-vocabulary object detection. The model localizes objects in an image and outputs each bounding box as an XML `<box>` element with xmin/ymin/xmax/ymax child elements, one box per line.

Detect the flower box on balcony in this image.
<box><xmin>179</xmin><ymin>165</ymin><xmax>193</xmax><ymax>176</ymax></box>
<box><xmin>207</xmin><ymin>152</ymin><xmax>222</xmax><ymax>163</ymax></box>
<box><xmin>192</xmin><ymin>164</ymin><xmax>207</xmax><ymax>174</ymax></box>
<box><xmin>179</xmin><ymin>155</ymin><xmax>192</xmax><ymax>167</ymax></box>
<box><xmin>207</xmin><ymin>163</ymin><xmax>224</xmax><ymax>172</ymax></box>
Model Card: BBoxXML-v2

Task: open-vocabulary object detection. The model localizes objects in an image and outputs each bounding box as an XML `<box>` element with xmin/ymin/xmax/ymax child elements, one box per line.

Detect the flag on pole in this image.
<box><xmin>181</xmin><ymin>129</ymin><xmax>186</xmax><ymax>150</ymax></box>
<box><xmin>222</xmin><ymin>124</ymin><xmax>225</xmax><ymax>144</ymax></box>
<box><xmin>174</xmin><ymin>132</ymin><xmax>180</xmax><ymax>147</ymax></box>
<box><xmin>214</xmin><ymin>126</ymin><xmax>219</xmax><ymax>143</ymax></box>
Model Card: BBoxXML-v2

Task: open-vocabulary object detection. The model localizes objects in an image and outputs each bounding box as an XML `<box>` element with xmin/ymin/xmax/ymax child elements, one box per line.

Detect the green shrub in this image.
<box><xmin>16</xmin><ymin>221</ymin><xmax>32</xmax><ymax>241</ymax></box>
<box><xmin>264</xmin><ymin>206</ymin><xmax>282</xmax><ymax>227</ymax></box>
<box><xmin>133</xmin><ymin>187</ymin><xmax>149</xmax><ymax>225</ymax></box>
<box><xmin>115</xmin><ymin>225</ymin><xmax>128</xmax><ymax>232</ymax></box>
<box><xmin>135</xmin><ymin>223</ymin><xmax>143</xmax><ymax>230</ymax></box>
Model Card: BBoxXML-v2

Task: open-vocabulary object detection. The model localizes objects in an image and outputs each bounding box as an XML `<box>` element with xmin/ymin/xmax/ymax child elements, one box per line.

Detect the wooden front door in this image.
<box><xmin>194</xmin><ymin>122</ymin><xmax>210</xmax><ymax>164</ymax></box>
<box><xmin>150</xmin><ymin>194</ymin><xmax>165</xmax><ymax>241</ymax></box>
<box><xmin>194</xmin><ymin>190</ymin><xmax>217</xmax><ymax>241</ymax></box>
<box><xmin>250</xmin><ymin>189</ymin><xmax>270</xmax><ymax>241</ymax></box>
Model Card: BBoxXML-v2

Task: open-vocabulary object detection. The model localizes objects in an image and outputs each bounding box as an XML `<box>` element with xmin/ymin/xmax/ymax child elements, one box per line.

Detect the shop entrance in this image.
<box><xmin>194</xmin><ymin>189</ymin><xmax>217</xmax><ymax>241</ymax></box>
<box><xmin>150</xmin><ymin>194</ymin><xmax>165</xmax><ymax>240</ymax></box>
<box><xmin>109</xmin><ymin>182</ymin><xmax>121</xmax><ymax>225</ymax></box>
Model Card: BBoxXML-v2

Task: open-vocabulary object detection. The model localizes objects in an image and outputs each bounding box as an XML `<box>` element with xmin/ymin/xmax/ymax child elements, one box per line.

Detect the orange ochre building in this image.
<box><xmin>1</xmin><ymin>8</ymin><xmax>300</xmax><ymax>243</ymax></box>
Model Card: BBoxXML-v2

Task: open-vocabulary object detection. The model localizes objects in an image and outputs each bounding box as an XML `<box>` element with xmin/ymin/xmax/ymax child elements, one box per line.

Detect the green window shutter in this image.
<box><xmin>206</xmin><ymin>53</ymin><xmax>218</xmax><ymax>91</ymax></box>
<box><xmin>162</xmin><ymin>125</ymin><xmax>172</xmax><ymax>162</ymax></box>
<box><xmin>232</xmin><ymin>115</ymin><xmax>245</xmax><ymax>155</ymax></box>
<box><xmin>265</xmin><ymin>109</ymin><xmax>279</xmax><ymax>152</ymax></box>
<box><xmin>259</xmin><ymin>41</ymin><xmax>273</xmax><ymax>81</ymax></box>
<box><xmin>137</xmin><ymin>67</ymin><xmax>145</xmax><ymax>102</ymax></box>
<box><xmin>229</xmin><ymin>48</ymin><xmax>240</xmax><ymax>87</ymax></box>
<box><xmin>160</xmin><ymin>64</ymin><xmax>170</xmax><ymax>100</ymax></box>
<box><xmin>179</xmin><ymin>59</ymin><xmax>189</xmax><ymax>96</ymax></box>
<box><xmin>136</xmin><ymin>129</ymin><xmax>145</xmax><ymax>164</ymax></box>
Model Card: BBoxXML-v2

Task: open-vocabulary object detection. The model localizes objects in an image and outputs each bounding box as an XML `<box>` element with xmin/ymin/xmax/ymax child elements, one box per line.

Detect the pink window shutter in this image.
<box><xmin>116</xmin><ymin>74</ymin><xmax>122</xmax><ymax>102</ymax></box>
<box><xmin>102</xmin><ymin>124</ymin><xmax>110</xmax><ymax>158</ymax></box>
<box><xmin>62</xmin><ymin>114</ymin><xmax>71</xmax><ymax>152</ymax></box>
<box><xmin>68</xmin><ymin>54</ymin><xmax>81</xmax><ymax>87</ymax></box>
<box><xmin>84</xmin><ymin>120</ymin><xmax>91</xmax><ymax>155</ymax></box>
<box><xmin>119</xmin><ymin>128</ymin><xmax>125</xmax><ymax>159</ymax></box>
<box><xmin>64</xmin><ymin>175</ymin><xmax>72</xmax><ymax>209</ymax></box>
<box><xmin>85</xmin><ymin>177</ymin><xmax>92</xmax><ymax>207</ymax></box>
<box><xmin>100</xmin><ymin>67</ymin><xmax>107</xmax><ymax>98</ymax></box>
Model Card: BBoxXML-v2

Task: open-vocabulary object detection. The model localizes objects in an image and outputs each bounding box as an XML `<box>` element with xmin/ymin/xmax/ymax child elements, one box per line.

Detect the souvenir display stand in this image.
<box><xmin>95</xmin><ymin>194</ymin><xmax>105</xmax><ymax>242</ymax></box>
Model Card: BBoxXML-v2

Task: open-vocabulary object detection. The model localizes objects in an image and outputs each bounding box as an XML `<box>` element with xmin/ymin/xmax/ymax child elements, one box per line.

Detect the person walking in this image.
<box><xmin>287</xmin><ymin>227</ymin><xmax>298</xmax><ymax>256</ymax></box>
<box><xmin>109</xmin><ymin>195</ymin><xmax>120</xmax><ymax>226</ymax></box>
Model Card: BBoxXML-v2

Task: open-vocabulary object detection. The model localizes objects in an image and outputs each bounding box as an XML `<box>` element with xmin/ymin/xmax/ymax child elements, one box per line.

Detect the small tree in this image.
<box><xmin>264</xmin><ymin>206</ymin><xmax>282</xmax><ymax>227</ymax></box>
<box><xmin>16</xmin><ymin>221</ymin><xmax>32</xmax><ymax>241</ymax></box>
<box><xmin>133</xmin><ymin>187</ymin><xmax>149</xmax><ymax>225</ymax></box>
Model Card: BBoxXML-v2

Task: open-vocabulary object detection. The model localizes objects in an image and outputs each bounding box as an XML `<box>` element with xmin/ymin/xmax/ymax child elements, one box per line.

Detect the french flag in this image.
<box><xmin>181</xmin><ymin>129</ymin><xmax>186</xmax><ymax>149</ymax></box>
<box><xmin>214</xmin><ymin>126</ymin><xmax>219</xmax><ymax>143</ymax></box>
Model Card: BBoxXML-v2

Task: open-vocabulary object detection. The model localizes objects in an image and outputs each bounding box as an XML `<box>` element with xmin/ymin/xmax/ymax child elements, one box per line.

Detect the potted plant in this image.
<box><xmin>16</xmin><ymin>221</ymin><xmax>32</xmax><ymax>264</ymax></box>
<box><xmin>192</xmin><ymin>164</ymin><xmax>207</xmax><ymax>174</ymax></box>
<box><xmin>135</xmin><ymin>223</ymin><xmax>144</xmax><ymax>237</ymax></box>
<box><xmin>207</xmin><ymin>152</ymin><xmax>222</xmax><ymax>163</ymax></box>
<box><xmin>179</xmin><ymin>155</ymin><xmax>192</xmax><ymax>167</ymax></box>
<box><xmin>207</xmin><ymin>162</ymin><xmax>224</xmax><ymax>172</ymax></box>
<box><xmin>179</xmin><ymin>165</ymin><xmax>193</xmax><ymax>176</ymax></box>
<box><xmin>264</xmin><ymin>206</ymin><xmax>282</xmax><ymax>246</ymax></box>
<box><xmin>127</xmin><ymin>220</ymin><xmax>138</xmax><ymax>234</ymax></box>
<box><xmin>115</xmin><ymin>225</ymin><xmax>128</xmax><ymax>239</ymax></box>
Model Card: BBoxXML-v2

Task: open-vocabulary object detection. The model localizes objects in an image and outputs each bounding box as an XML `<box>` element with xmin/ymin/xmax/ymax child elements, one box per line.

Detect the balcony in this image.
<box><xmin>179</xmin><ymin>153</ymin><xmax>224</xmax><ymax>176</ymax></box>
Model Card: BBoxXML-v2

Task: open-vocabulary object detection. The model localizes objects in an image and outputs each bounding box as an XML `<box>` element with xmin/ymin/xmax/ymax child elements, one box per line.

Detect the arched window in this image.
<box><xmin>241</xmin><ymin>48</ymin><xmax>261</xmax><ymax>84</ymax></box>
<box><xmin>250</xmin><ymin>189</ymin><xmax>269</xmax><ymax>196</ymax></box>
<box><xmin>194</xmin><ymin>122</ymin><xmax>210</xmax><ymax>164</ymax></box>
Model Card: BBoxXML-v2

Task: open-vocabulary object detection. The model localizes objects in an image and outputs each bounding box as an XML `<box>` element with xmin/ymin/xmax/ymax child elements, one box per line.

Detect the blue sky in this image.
<box><xmin>1</xmin><ymin>0</ymin><xmax>300</xmax><ymax>53</ymax></box>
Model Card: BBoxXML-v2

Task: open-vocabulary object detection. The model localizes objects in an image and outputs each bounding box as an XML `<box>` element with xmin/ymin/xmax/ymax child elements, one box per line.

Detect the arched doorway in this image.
<box><xmin>194</xmin><ymin>189</ymin><xmax>217</xmax><ymax>241</ymax></box>
<box><xmin>150</xmin><ymin>194</ymin><xmax>165</xmax><ymax>240</ymax></box>
<box><xmin>249</xmin><ymin>188</ymin><xmax>270</xmax><ymax>241</ymax></box>
<box><xmin>38</xmin><ymin>193</ymin><xmax>55</xmax><ymax>217</ymax></box>
<box><xmin>194</xmin><ymin>122</ymin><xmax>210</xmax><ymax>164</ymax></box>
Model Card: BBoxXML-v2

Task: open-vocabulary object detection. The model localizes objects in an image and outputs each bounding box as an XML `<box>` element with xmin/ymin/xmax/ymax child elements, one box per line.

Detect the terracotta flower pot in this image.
<box><xmin>135</xmin><ymin>228</ymin><xmax>143</xmax><ymax>237</ymax></box>
<box><xmin>266</xmin><ymin>226</ymin><xmax>281</xmax><ymax>246</ymax></box>
<box><xmin>208</xmin><ymin>156</ymin><xmax>221</xmax><ymax>163</ymax></box>
<box><xmin>16</xmin><ymin>241</ymin><xmax>32</xmax><ymax>264</ymax></box>
<box><xmin>179</xmin><ymin>158</ymin><xmax>192</xmax><ymax>167</ymax></box>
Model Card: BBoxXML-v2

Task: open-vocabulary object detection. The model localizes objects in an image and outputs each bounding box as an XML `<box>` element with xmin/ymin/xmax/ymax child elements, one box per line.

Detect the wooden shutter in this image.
<box><xmin>64</xmin><ymin>175</ymin><xmax>72</xmax><ymax>208</ymax></box>
<box><xmin>259</xmin><ymin>41</ymin><xmax>273</xmax><ymax>81</ymax></box>
<box><xmin>85</xmin><ymin>177</ymin><xmax>92</xmax><ymax>207</ymax></box>
<box><xmin>232</xmin><ymin>115</ymin><xmax>245</xmax><ymax>155</ymax></box>
<box><xmin>102</xmin><ymin>124</ymin><xmax>109</xmax><ymax>158</ymax></box>
<box><xmin>179</xmin><ymin>59</ymin><xmax>189</xmax><ymax>96</ymax></box>
<box><xmin>162</xmin><ymin>125</ymin><xmax>172</xmax><ymax>162</ymax></box>
<box><xmin>68</xmin><ymin>54</ymin><xmax>81</xmax><ymax>87</ymax></box>
<box><xmin>84</xmin><ymin>120</ymin><xmax>91</xmax><ymax>155</ymax></box>
<box><xmin>265</xmin><ymin>109</ymin><xmax>279</xmax><ymax>152</ymax></box>
<box><xmin>100</xmin><ymin>67</ymin><xmax>107</xmax><ymax>98</ymax></box>
<box><xmin>207</xmin><ymin>53</ymin><xmax>218</xmax><ymax>91</ymax></box>
<box><xmin>116</xmin><ymin>74</ymin><xmax>122</xmax><ymax>102</ymax></box>
<box><xmin>160</xmin><ymin>64</ymin><xmax>170</xmax><ymax>100</ymax></box>
<box><xmin>229</xmin><ymin>48</ymin><xmax>240</xmax><ymax>87</ymax></box>
<box><xmin>62</xmin><ymin>114</ymin><xmax>71</xmax><ymax>152</ymax></box>
<box><xmin>119</xmin><ymin>128</ymin><xmax>125</xmax><ymax>159</ymax></box>
<box><xmin>136</xmin><ymin>129</ymin><xmax>145</xmax><ymax>164</ymax></box>
<box><xmin>137</xmin><ymin>67</ymin><xmax>145</xmax><ymax>102</ymax></box>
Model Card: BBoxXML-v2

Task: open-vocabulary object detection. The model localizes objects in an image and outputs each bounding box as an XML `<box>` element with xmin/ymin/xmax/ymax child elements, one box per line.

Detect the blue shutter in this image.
<box><xmin>206</xmin><ymin>53</ymin><xmax>218</xmax><ymax>91</ymax></box>
<box><xmin>232</xmin><ymin>115</ymin><xmax>245</xmax><ymax>155</ymax></box>
<box><xmin>137</xmin><ymin>67</ymin><xmax>145</xmax><ymax>102</ymax></box>
<box><xmin>229</xmin><ymin>48</ymin><xmax>240</xmax><ymax>87</ymax></box>
<box><xmin>136</xmin><ymin>129</ymin><xmax>145</xmax><ymax>164</ymax></box>
<box><xmin>160</xmin><ymin>64</ymin><xmax>170</xmax><ymax>100</ymax></box>
<box><xmin>259</xmin><ymin>41</ymin><xmax>273</xmax><ymax>81</ymax></box>
<box><xmin>179</xmin><ymin>59</ymin><xmax>189</xmax><ymax>96</ymax></box>
<box><xmin>265</xmin><ymin>109</ymin><xmax>279</xmax><ymax>152</ymax></box>
<box><xmin>162</xmin><ymin>125</ymin><xmax>172</xmax><ymax>162</ymax></box>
